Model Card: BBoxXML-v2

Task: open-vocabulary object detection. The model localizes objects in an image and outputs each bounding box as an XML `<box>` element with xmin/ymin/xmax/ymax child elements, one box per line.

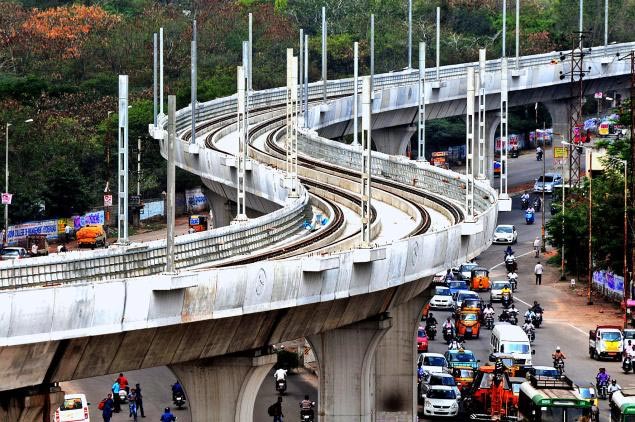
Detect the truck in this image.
<box><xmin>589</xmin><ymin>325</ymin><xmax>623</xmax><ymax>361</ymax></box>
<box><xmin>75</xmin><ymin>225</ymin><xmax>107</xmax><ymax>249</ymax></box>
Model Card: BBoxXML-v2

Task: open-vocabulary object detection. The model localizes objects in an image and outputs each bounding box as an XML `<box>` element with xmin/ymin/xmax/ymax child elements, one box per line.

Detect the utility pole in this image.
<box><xmin>159</xmin><ymin>27</ymin><xmax>164</xmax><ymax>115</ymax></box>
<box><xmin>417</xmin><ymin>42</ymin><xmax>426</xmax><ymax>161</ymax></box>
<box><xmin>360</xmin><ymin>75</ymin><xmax>372</xmax><ymax>248</ymax></box>
<box><xmin>370</xmin><ymin>14</ymin><xmax>375</xmax><ymax>91</ymax></box>
<box><xmin>353</xmin><ymin>42</ymin><xmax>359</xmax><ymax>147</ymax></box>
<box><xmin>588</xmin><ymin>148</ymin><xmax>593</xmax><ymax>305</ymax></box>
<box><xmin>465</xmin><ymin>67</ymin><xmax>476</xmax><ymax>221</ymax></box>
<box><xmin>191</xmin><ymin>19</ymin><xmax>197</xmax><ymax>146</ymax></box>
<box><xmin>502</xmin><ymin>0</ymin><xmax>506</xmax><ymax>58</ymax></box>
<box><xmin>436</xmin><ymin>7</ymin><xmax>440</xmax><ymax>80</ymax></box>
<box><xmin>476</xmin><ymin>49</ymin><xmax>486</xmax><ymax>180</ymax></box>
<box><xmin>165</xmin><ymin>95</ymin><xmax>176</xmax><ymax>273</ymax></box>
<box><xmin>322</xmin><ymin>6</ymin><xmax>327</xmax><ymax>101</ymax></box>
<box><xmin>408</xmin><ymin>0</ymin><xmax>412</xmax><ymax>69</ymax></box>
<box><xmin>153</xmin><ymin>33</ymin><xmax>157</xmax><ymax>126</ymax></box>
<box><xmin>515</xmin><ymin>0</ymin><xmax>520</xmax><ymax>68</ymax></box>
<box><xmin>137</xmin><ymin>137</ymin><xmax>142</xmax><ymax>196</ymax></box>
<box><xmin>117</xmin><ymin>75</ymin><xmax>129</xmax><ymax>245</ymax></box>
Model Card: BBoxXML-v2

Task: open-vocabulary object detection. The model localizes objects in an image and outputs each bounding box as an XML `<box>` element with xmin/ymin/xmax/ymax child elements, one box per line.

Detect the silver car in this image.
<box><xmin>489</xmin><ymin>280</ymin><xmax>512</xmax><ymax>302</ymax></box>
<box><xmin>533</xmin><ymin>173</ymin><xmax>563</xmax><ymax>193</ymax></box>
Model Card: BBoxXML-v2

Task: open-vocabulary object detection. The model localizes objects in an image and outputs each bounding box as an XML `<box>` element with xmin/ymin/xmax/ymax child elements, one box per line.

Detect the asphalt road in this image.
<box><xmin>420</xmin><ymin>194</ymin><xmax>626</xmax><ymax>421</ymax></box>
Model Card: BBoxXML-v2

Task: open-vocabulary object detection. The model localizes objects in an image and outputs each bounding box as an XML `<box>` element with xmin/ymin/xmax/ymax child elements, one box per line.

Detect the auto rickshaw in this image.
<box><xmin>458</xmin><ymin>297</ymin><xmax>483</xmax><ymax>320</ymax></box>
<box><xmin>456</xmin><ymin>310</ymin><xmax>481</xmax><ymax>339</ymax></box>
<box><xmin>452</xmin><ymin>367</ymin><xmax>476</xmax><ymax>392</ymax></box>
<box><xmin>470</xmin><ymin>267</ymin><xmax>490</xmax><ymax>291</ymax></box>
<box><xmin>188</xmin><ymin>214</ymin><xmax>208</xmax><ymax>232</ymax></box>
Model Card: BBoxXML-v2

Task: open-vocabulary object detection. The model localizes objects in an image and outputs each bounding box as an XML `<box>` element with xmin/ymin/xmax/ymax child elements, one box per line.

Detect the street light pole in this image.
<box><xmin>4</xmin><ymin>122</ymin><xmax>10</xmax><ymax>246</ymax></box>
<box><xmin>588</xmin><ymin>147</ymin><xmax>593</xmax><ymax>305</ymax></box>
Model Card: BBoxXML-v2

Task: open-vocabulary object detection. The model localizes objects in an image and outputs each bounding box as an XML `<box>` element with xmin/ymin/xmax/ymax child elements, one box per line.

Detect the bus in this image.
<box><xmin>518</xmin><ymin>376</ymin><xmax>592</xmax><ymax>421</ymax></box>
<box><xmin>611</xmin><ymin>389</ymin><xmax>635</xmax><ymax>422</ymax></box>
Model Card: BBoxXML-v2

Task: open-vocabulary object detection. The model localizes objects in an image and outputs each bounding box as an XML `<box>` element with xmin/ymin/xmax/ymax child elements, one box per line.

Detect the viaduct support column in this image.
<box><xmin>0</xmin><ymin>385</ymin><xmax>65</xmax><ymax>422</ymax></box>
<box><xmin>543</xmin><ymin>100</ymin><xmax>571</xmax><ymax>143</ymax></box>
<box><xmin>204</xmin><ymin>190</ymin><xmax>232</xmax><ymax>228</ymax></box>
<box><xmin>307</xmin><ymin>317</ymin><xmax>392</xmax><ymax>421</ymax></box>
<box><xmin>372</xmin><ymin>125</ymin><xmax>416</xmax><ymax>157</ymax></box>
<box><xmin>374</xmin><ymin>292</ymin><xmax>428</xmax><ymax>421</ymax></box>
<box><xmin>485</xmin><ymin>112</ymin><xmax>502</xmax><ymax>187</ymax></box>
<box><xmin>169</xmin><ymin>353</ymin><xmax>275</xmax><ymax>422</ymax></box>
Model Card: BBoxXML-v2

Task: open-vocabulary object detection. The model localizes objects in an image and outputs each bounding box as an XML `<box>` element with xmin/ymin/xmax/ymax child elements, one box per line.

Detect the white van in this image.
<box><xmin>489</xmin><ymin>324</ymin><xmax>534</xmax><ymax>365</ymax></box>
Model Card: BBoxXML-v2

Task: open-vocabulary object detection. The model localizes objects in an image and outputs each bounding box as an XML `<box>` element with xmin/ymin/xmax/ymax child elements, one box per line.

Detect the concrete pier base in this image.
<box><xmin>0</xmin><ymin>385</ymin><xmax>64</xmax><ymax>422</ymax></box>
<box><xmin>372</xmin><ymin>125</ymin><xmax>416</xmax><ymax>156</ymax></box>
<box><xmin>374</xmin><ymin>293</ymin><xmax>428</xmax><ymax>422</ymax></box>
<box><xmin>308</xmin><ymin>317</ymin><xmax>392</xmax><ymax>422</ymax></box>
<box><xmin>169</xmin><ymin>352</ymin><xmax>276</xmax><ymax>422</ymax></box>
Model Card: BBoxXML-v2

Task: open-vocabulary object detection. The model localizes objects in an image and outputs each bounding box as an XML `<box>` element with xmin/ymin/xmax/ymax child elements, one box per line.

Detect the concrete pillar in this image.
<box><xmin>485</xmin><ymin>112</ymin><xmax>502</xmax><ymax>186</ymax></box>
<box><xmin>372</xmin><ymin>125</ymin><xmax>416</xmax><ymax>156</ymax></box>
<box><xmin>205</xmin><ymin>191</ymin><xmax>232</xmax><ymax>228</ymax></box>
<box><xmin>543</xmin><ymin>100</ymin><xmax>571</xmax><ymax>143</ymax></box>
<box><xmin>374</xmin><ymin>293</ymin><xmax>428</xmax><ymax>421</ymax></box>
<box><xmin>169</xmin><ymin>353</ymin><xmax>276</xmax><ymax>422</ymax></box>
<box><xmin>307</xmin><ymin>317</ymin><xmax>392</xmax><ymax>421</ymax></box>
<box><xmin>0</xmin><ymin>385</ymin><xmax>65</xmax><ymax>422</ymax></box>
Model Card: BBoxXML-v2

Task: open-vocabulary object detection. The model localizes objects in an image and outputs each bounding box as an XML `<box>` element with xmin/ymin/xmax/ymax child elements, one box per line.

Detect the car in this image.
<box><xmin>444</xmin><ymin>349</ymin><xmax>479</xmax><ymax>370</ymax></box>
<box><xmin>453</xmin><ymin>263</ymin><xmax>479</xmax><ymax>281</ymax></box>
<box><xmin>434</xmin><ymin>286</ymin><xmax>452</xmax><ymax>296</ymax></box>
<box><xmin>527</xmin><ymin>366</ymin><xmax>560</xmax><ymax>379</ymax></box>
<box><xmin>422</xmin><ymin>385</ymin><xmax>459</xmax><ymax>417</ymax></box>
<box><xmin>447</xmin><ymin>280</ymin><xmax>468</xmax><ymax>296</ymax></box>
<box><xmin>493</xmin><ymin>224</ymin><xmax>517</xmax><ymax>244</ymax></box>
<box><xmin>533</xmin><ymin>173</ymin><xmax>563</xmax><ymax>193</ymax></box>
<box><xmin>489</xmin><ymin>280</ymin><xmax>512</xmax><ymax>302</ymax></box>
<box><xmin>418</xmin><ymin>352</ymin><xmax>449</xmax><ymax>374</ymax></box>
<box><xmin>429</xmin><ymin>293</ymin><xmax>454</xmax><ymax>310</ymax></box>
<box><xmin>453</xmin><ymin>290</ymin><xmax>480</xmax><ymax>309</ymax></box>
<box><xmin>417</xmin><ymin>325</ymin><xmax>429</xmax><ymax>352</ymax></box>
<box><xmin>0</xmin><ymin>246</ymin><xmax>29</xmax><ymax>260</ymax></box>
<box><xmin>55</xmin><ymin>393</ymin><xmax>90</xmax><ymax>422</ymax></box>
<box><xmin>420</xmin><ymin>372</ymin><xmax>462</xmax><ymax>400</ymax></box>
<box><xmin>432</xmin><ymin>271</ymin><xmax>447</xmax><ymax>285</ymax></box>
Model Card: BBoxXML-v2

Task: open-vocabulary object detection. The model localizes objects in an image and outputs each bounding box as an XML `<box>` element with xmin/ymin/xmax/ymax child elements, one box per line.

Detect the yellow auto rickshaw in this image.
<box><xmin>456</xmin><ymin>310</ymin><xmax>481</xmax><ymax>339</ymax></box>
<box><xmin>470</xmin><ymin>266</ymin><xmax>490</xmax><ymax>291</ymax></box>
<box><xmin>188</xmin><ymin>215</ymin><xmax>208</xmax><ymax>232</ymax></box>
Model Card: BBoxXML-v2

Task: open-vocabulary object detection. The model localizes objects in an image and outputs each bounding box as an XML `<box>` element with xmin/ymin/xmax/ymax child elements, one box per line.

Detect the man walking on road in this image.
<box><xmin>135</xmin><ymin>383</ymin><xmax>145</xmax><ymax>417</ymax></box>
<box><xmin>533</xmin><ymin>236</ymin><xmax>541</xmax><ymax>258</ymax></box>
<box><xmin>534</xmin><ymin>261</ymin><xmax>543</xmax><ymax>285</ymax></box>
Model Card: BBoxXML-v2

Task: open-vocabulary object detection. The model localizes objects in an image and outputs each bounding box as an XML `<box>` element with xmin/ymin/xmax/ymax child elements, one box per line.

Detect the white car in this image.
<box><xmin>490</xmin><ymin>280</ymin><xmax>512</xmax><ymax>302</ymax></box>
<box><xmin>417</xmin><ymin>352</ymin><xmax>449</xmax><ymax>374</ymax></box>
<box><xmin>534</xmin><ymin>173</ymin><xmax>563</xmax><ymax>193</ymax></box>
<box><xmin>423</xmin><ymin>385</ymin><xmax>459</xmax><ymax>417</ymax></box>
<box><xmin>420</xmin><ymin>372</ymin><xmax>462</xmax><ymax>400</ymax></box>
<box><xmin>493</xmin><ymin>224</ymin><xmax>517</xmax><ymax>244</ymax></box>
<box><xmin>55</xmin><ymin>394</ymin><xmax>90</xmax><ymax>422</ymax></box>
<box><xmin>453</xmin><ymin>290</ymin><xmax>480</xmax><ymax>309</ymax></box>
<box><xmin>429</xmin><ymin>293</ymin><xmax>454</xmax><ymax>310</ymax></box>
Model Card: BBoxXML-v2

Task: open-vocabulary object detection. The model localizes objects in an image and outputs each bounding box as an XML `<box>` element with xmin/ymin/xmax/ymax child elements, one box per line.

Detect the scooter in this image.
<box><xmin>524</xmin><ymin>326</ymin><xmax>535</xmax><ymax>343</ymax></box>
<box><xmin>276</xmin><ymin>378</ymin><xmax>287</xmax><ymax>395</ymax></box>
<box><xmin>521</xmin><ymin>197</ymin><xmax>529</xmax><ymax>210</ymax></box>
<box><xmin>533</xmin><ymin>198</ymin><xmax>542</xmax><ymax>212</ymax></box>
<box><xmin>442</xmin><ymin>326</ymin><xmax>454</xmax><ymax>344</ymax></box>
<box><xmin>532</xmin><ymin>312</ymin><xmax>543</xmax><ymax>328</ymax></box>
<box><xmin>537</xmin><ymin>151</ymin><xmax>543</xmax><ymax>161</ymax></box>
<box><xmin>484</xmin><ymin>314</ymin><xmax>494</xmax><ymax>329</ymax></box>
<box><xmin>501</xmin><ymin>293</ymin><xmax>513</xmax><ymax>309</ymax></box>
<box><xmin>554</xmin><ymin>358</ymin><xmax>565</xmax><ymax>375</ymax></box>
<box><xmin>525</xmin><ymin>210</ymin><xmax>535</xmax><ymax>225</ymax></box>
<box><xmin>300</xmin><ymin>404</ymin><xmax>316</xmax><ymax>422</ymax></box>
<box><xmin>426</xmin><ymin>324</ymin><xmax>437</xmax><ymax>341</ymax></box>
<box><xmin>624</xmin><ymin>356</ymin><xmax>633</xmax><ymax>374</ymax></box>
<box><xmin>118</xmin><ymin>389</ymin><xmax>128</xmax><ymax>404</ymax></box>
<box><xmin>597</xmin><ymin>380</ymin><xmax>609</xmax><ymax>400</ymax></box>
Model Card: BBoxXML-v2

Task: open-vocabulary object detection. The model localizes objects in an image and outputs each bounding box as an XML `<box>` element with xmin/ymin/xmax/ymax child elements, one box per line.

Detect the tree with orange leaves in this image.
<box><xmin>21</xmin><ymin>5</ymin><xmax>120</xmax><ymax>60</ymax></box>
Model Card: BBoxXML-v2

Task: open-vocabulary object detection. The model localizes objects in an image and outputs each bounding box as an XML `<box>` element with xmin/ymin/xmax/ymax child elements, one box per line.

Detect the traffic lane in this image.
<box><xmin>254</xmin><ymin>369</ymin><xmax>317</xmax><ymax>422</ymax></box>
<box><xmin>62</xmin><ymin>366</ymin><xmax>191</xmax><ymax>421</ymax></box>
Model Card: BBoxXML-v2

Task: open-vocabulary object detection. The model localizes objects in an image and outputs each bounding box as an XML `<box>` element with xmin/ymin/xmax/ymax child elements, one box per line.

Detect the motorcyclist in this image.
<box><xmin>596</xmin><ymin>368</ymin><xmax>610</xmax><ymax>391</ymax></box>
<box><xmin>524</xmin><ymin>308</ymin><xmax>536</xmax><ymax>323</ymax></box>
<box><xmin>442</xmin><ymin>317</ymin><xmax>454</xmax><ymax>330</ymax></box>
<box><xmin>533</xmin><ymin>236</ymin><xmax>542</xmax><ymax>257</ymax></box>
<box><xmin>299</xmin><ymin>395</ymin><xmax>315</xmax><ymax>419</ymax></box>
<box><xmin>505</xmin><ymin>253</ymin><xmax>516</xmax><ymax>272</ymax></box>
<box><xmin>609</xmin><ymin>379</ymin><xmax>622</xmax><ymax>399</ymax></box>
<box><xmin>531</xmin><ymin>301</ymin><xmax>544</xmax><ymax>314</ymax></box>
<box><xmin>526</xmin><ymin>205</ymin><xmax>535</xmax><ymax>214</ymax></box>
<box><xmin>274</xmin><ymin>367</ymin><xmax>287</xmax><ymax>388</ymax></box>
<box><xmin>425</xmin><ymin>313</ymin><xmax>438</xmax><ymax>328</ymax></box>
<box><xmin>522</xmin><ymin>320</ymin><xmax>535</xmax><ymax>335</ymax></box>
<box><xmin>536</xmin><ymin>146</ymin><xmax>543</xmax><ymax>160</ymax></box>
<box><xmin>507</xmin><ymin>271</ymin><xmax>518</xmax><ymax>284</ymax></box>
<box><xmin>501</xmin><ymin>285</ymin><xmax>512</xmax><ymax>298</ymax></box>
<box><xmin>160</xmin><ymin>407</ymin><xmax>176</xmax><ymax>422</ymax></box>
<box><xmin>417</xmin><ymin>362</ymin><xmax>425</xmax><ymax>384</ymax></box>
<box><xmin>445</xmin><ymin>269</ymin><xmax>454</xmax><ymax>282</ymax></box>
<box><xmin>504</xmin><ymin>245</ymin><xmax>515</xmax><ymax>258</ymax></box>
<box><xmin>520</xmin><ymin>193</ymin><xmax>530</xmax><ymax>209</ymax></box>
<box><xmin>448</xmin><ymin>337</ymin><xmax>462</xmax><ymax>350</ymax></box>
<box><xmin>171</xmin><ymin>381</ymin><xmax>185</xmax><ymax>402</ymax></box>
<box><xmin>508</xmin><ymin>303</ymin><xmax>519</xmax><ymax>317</ymax></box>
<box><xmin>483</xmin><ymin>304</ymin><xmax>495</xmax><ymax>317</ymax></box>
<box><xmin>552</xmin><ymin>347</ymin><xmax>566</xmax><ymax>367</ymax></box>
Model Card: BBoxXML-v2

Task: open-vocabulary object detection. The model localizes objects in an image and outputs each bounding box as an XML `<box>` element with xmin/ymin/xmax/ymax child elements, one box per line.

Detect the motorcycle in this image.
<box><xmin>521</xmin><ymin>197</ymin><xmax>529</xmax><ymax>210</ymax></box>
<box><xmin>499</xmin><ymin>309</ymin><xmax>510</xmax><ymax>323</ymax></box>
<box><xmin>505</xmin><ymin>256</ymin><xmax>517</xmax><ymax>273</ymax></box>
<box><xmin>484</xmin><ymin>314</ymin><xmax>494</xmax><ymax>330</ymax></box>
<box><xmin>507</xmin><ymin>274</ymin><xmax>518</xmax><ymax>291</ymax></box>
<box><xmin>624</xmin><ymin>356</ymin><xmax>633</xmax><ymax>374</ymax></box>
<box><xmin>173</xmin><ymin>393</ymin><xmax>186</xmax><ymax>410</ymax></box>
<box><xmin>532</xmin><ymin>312</ymin><xmax>543</xmax><ymax>328</ymax></box>
<box><xmin>426</xmin><ymin>324</ymin><xmax>437</xmax><ymax>341</ymax></box>
<box><xmin>442</xmin><ymin>326</ymin><xmax>454</xmax><ymax>344</ymax></box>
<box><xmin>597</xmin><ymin>380</ymin><xmax>609</xmax><ymax>400</ymax></box>
<box><xmin>537</xmin><ymin>151</ymin><xmax>543</xmax><ymax>161</ymax></box>
<box><xmin>533</xmin><ymin>198</ymin><xmax>542</xmax><ymax>212</ymax></box>
<box><xmin>300</xmin><ymin>403</ymin><xmax>316</xmax><ymax>422</ymax></box>
<box><xmin>525</xmin><ymin>210</ymin><xmax>535</xmax><ymax>225</ymax></box>
<box><xmin>118</xmin><ymin>389</ymin><xmax>128</xmax><ymax>404</ymax></box>
<box><xmin>554</xmin><ymin>358</ymin><xmax>565</xmax><ymax>376</ymax></box>
<box><xmin>508</xmin><ymin>312</ymin><xmax>518</xmax><ymax>325</ymax></box>
<box><xmin>501</xmin><ymin>293</ymin><xmax>513</xmax><ymax>309</ymax></box>
<box><xmin>524</xmin><ymin>326</ymin><xmax>535</xmax><ymax>343</ymax></box>
<box><xmin>276</xmin><ymin>378</ymin><xmax>287</xmax><ymax>395</ymax></box>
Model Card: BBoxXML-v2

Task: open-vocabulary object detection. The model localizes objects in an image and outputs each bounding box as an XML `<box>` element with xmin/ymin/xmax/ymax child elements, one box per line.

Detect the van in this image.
<box><xmin>489</xmin><ymin>324</ymin><xmax>534</xmax><ymax>365</ymax></box>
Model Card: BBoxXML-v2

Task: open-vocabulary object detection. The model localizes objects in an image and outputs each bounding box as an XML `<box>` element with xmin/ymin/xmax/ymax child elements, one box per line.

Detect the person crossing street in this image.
<box><xmin>534</xmin><ymin>261</ymin><xmax>543</xmax><ymax>285</ymax></box>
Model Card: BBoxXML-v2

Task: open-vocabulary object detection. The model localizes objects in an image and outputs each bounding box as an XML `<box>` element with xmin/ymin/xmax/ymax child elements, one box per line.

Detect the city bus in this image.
<box><xmin>611</xmin><ymin>389</ymin><xmax>635</xmax><ymax>422</ymax></box>
<box><xmin>518</xmin><ymin>376</ymin><xmax>593</xmax><ymax>421</ymax></box>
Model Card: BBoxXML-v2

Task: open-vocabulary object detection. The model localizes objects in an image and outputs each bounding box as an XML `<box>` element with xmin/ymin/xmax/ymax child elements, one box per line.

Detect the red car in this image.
<box><xmin>417</xmin><ymin>325</ymin><xmax>429</xmax><ymax>352</ymax></box>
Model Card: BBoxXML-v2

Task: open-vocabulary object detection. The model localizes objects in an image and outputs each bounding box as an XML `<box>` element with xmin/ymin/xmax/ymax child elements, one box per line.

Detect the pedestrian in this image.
<box><xmin>102</xmin><ymin>393</ymin><xmax>114</xmax><ymax>422</ymax></box>
<box><xmin>64</xmin><ymin>224</ymin><xmax>72</xmax><ymax>243</ymax></box>
<box><xmin>534</xmin><ymin>261</ymin><xmax>543</xmax><ymax>285</ymax></box>
<box><xmin>111</xmin><ymin>380</ymin><xmax>121</xmax><ymax>413</ymax></box>
<box><xmin>270</xmin><ymin>396</ymin><xmax>283</xmax><ymax>422</ymax></box>
<box><xmin>30</xmin><ymin>243</ymin><xmax>38</xmax><ymax>257</ymax></box>
<box><xmin>128</xmin><ymin>387</ymin><xmax>138</xmax><ymax>421</ymax></box>
<box><xmin>533</xmin><ymin>236</ymin><xmax>541</xmax><ymax>258</ymax></box>
<box><xmin>135</xmin><ymin>383</ymin><xmax>145</xmax><ymax>417</ymax></box>
<box><xmin>117</xmin><ymin>372</ymin><xmax>129</xmax><ymax>393</ymax></box>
